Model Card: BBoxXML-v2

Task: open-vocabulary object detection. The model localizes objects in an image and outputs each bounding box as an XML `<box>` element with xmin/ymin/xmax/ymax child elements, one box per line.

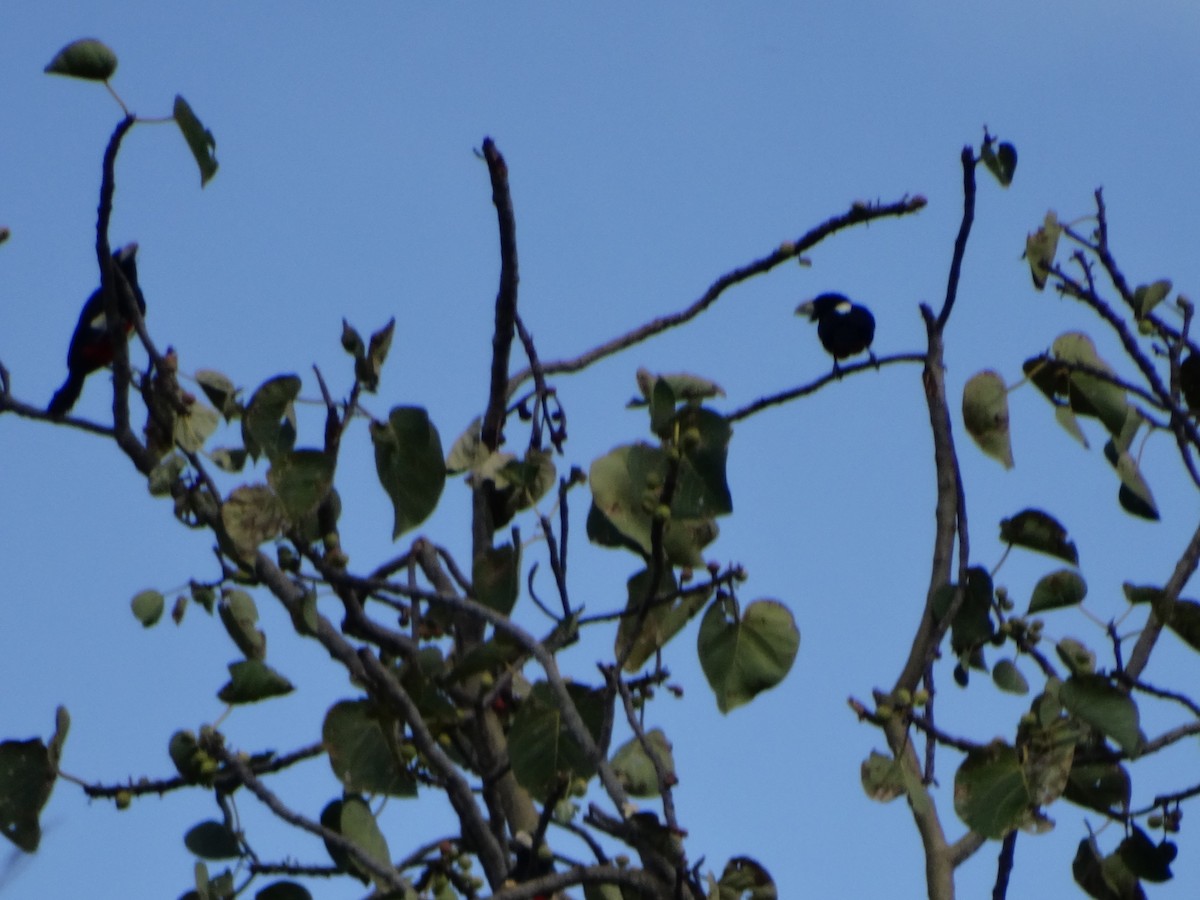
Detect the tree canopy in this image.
<box><xmin>3</xmin><ymin>18</ymin><xmax>1200</xmax><ymax>900</ymax></box>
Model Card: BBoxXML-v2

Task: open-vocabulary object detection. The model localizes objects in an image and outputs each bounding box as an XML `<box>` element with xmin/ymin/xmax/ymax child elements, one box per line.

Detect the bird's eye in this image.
<box><xmin>835</xmin><ymin>300</ymin><xmax>851</xmax><ymax>314</ymax></box>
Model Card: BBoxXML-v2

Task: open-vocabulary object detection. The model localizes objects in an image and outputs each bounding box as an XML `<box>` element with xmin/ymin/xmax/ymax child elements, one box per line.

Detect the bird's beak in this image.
<box><xmin>796</xmin><ymin>300</ymin><xmax>816</xmax><ymax>320</ymax></box>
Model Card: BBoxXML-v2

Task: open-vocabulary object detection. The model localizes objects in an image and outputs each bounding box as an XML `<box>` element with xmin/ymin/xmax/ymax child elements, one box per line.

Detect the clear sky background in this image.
<box><xmin>3</xmin><ymin>3</ymin><xmax>1200</xmax><ymax>898</ymax></box>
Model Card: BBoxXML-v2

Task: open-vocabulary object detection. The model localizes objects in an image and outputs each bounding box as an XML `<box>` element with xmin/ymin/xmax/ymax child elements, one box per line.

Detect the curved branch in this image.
<box><xmin>508</xmin><ymin>195</ymin><xmax>927</xmax><ymax>395</ymax></box>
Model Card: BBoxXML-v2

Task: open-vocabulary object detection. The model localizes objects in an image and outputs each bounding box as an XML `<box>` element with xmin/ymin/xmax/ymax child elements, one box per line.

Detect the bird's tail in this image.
<box><xmin>47</xmin><ymin>370</ymin><xmax>86</xmax><ymax>417</ymax></box>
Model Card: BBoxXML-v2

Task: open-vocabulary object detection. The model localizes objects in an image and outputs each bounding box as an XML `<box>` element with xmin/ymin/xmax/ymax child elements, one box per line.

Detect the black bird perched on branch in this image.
<box><xmin>796</xmin><ymin>292</ymin><xmax>876</xmax><ymax>376</ymax></box>
<box><xmin>47</xmin><ymin>243</ymin><xmax>146</xmax><ymax>416</ymax></box>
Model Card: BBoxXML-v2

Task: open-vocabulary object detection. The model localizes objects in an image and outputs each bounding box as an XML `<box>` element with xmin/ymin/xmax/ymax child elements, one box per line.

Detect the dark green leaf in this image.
<box><xmin>992</xmin><ymin>659</ymin><xmax>1029</xmax><ymax>695</ymax></box>
<box><xmin>1064</xmin><ymin>758</ymin><xmax>1130</xmax><ymax>814</ymax></box>
<box><xmin>698</xmin><ymin>597</ymin><xmax>799</xmax><ymax>713</ymax></box>
<box><xmin>473</xmin><ymin>543</ymin><xmax>519</xmax><ymax>616</ymax></box>
<box><xmin>242</xmin><ymin>375</ymin><xmax>300</xmax><ymax>462</ymax></box>
<box><xmin>131</xmin><ymin>589</ymin><xmax>165</xmax><ymax>627</ymax></box>
<box><xmin>322</xmin><ymin>700</ymin><xmax>417</xmax><ymax>798</ymax></box>
<box><xmin>649</xmin><ymin>377</ymin><xmax>676</xmax><ymax>438</ymax></box>
<box><xmin>1060</xmin><ymin>674</ymin><xmax>1141</xmax><ymax>755</ymax></box>
<box><xmin>508</xmin><ymin>681</ymin><xmax>606</xmax><ymax>802</ymax></box>
<box><xmin>174</xmin><ymin>95</ymin><xmax>219</xmax><ymax>186</ymax></box>
<box><xmin>1028</xmin><ymin>569</ymin><xmax>1087</xmax><ymax>613</ymax></box>
<box><xmin>999</xmin><ymin>509</ymin><xmax>1078</xmax><ymax>564</ymax></box>
<box><xmin>217</xmin><ymin>660</ymin><xmax>294</xmax><ymax>705</ymax></box>
<box><xmin>953</xmin><ymin>743</ymin><xmax>1030</xmax><ymax>839</ymax></box>
<box><xmin>1056</xmin><ymin>638</ymin><xmax>1096</xmax><ymax>677</ymax></box>
<box><xmin>255</xmin><ymin>882</ymin><xmax>313</xmax><ymax>900</ymax></box>
<box><xmin>338</xmin><ymin>796</ymin><xmax>391</xmax><ymax>887</ymax></box>
<box><xmin>1118</xmin><ymin>826</ymin><xmax>1175</xmax><ymax>883</ymax></box>
<box><xmin>267</xmin><ymin>450</ymin><xmax>335</xmax><ymax>523</ymax></box>
<box><xmin>44</xmin><ymin>38</ymin><xmax>117</xmax><ymax>81</ymax></box>
<box><xmin>616</xmin><ymin>569</ymin><xmax>711</xmax><ymax>672</ymax></box>
<box><xmin>715</xmin><ymin>856</ymin><xmax>778</xmax><ymax>899</ymax></box>
<box><xmin>0</xmin><ymin>738</ymin><xmax>56</xmax><ymax>851</ymax></box>
<box><xmin>184</xmin><ymin>820</ymin><xmax>241</xmax><ymax>860</ymax></box>
<box><xmin>371</xmin><ymin>406</ymin><xmax>445</xmax><ymax>539</ymax></box>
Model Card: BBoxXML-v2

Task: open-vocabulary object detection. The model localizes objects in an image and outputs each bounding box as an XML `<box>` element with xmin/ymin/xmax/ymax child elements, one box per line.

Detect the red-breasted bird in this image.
<box><xmin>796</xmin><ymin>292</ymin><xmax>876</xmax><ymax>376</ymax></box>
<box><xmin>47</xmin><ymin>243</ymin><xmax>146</xmax><ymax>416</ymax></box>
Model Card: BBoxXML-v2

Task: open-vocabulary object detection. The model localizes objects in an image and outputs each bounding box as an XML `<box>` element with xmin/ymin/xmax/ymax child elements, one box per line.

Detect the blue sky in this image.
<box><xmin>3</xmin><ymin>3</ymin><xmax>1200</xmax><ymax>898</ymax></box>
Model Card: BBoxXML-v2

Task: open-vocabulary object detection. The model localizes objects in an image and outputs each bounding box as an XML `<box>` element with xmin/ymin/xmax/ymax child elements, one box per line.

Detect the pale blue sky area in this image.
<box><xmin>3</xmin><ymin>3</ymin><xmax>1200</xmax><ymax>898</ymax></box>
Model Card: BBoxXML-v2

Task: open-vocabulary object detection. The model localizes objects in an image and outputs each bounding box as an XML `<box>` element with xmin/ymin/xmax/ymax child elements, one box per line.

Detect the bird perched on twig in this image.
<box><xmin>47</xmin><ymin>243</ymin><xmax>146</xmax><ymax>416</ymax></box>
<box><xmin>796</xmin><ymin>292</ymin><xmax>876</xmax><ymax>377</ymax></box>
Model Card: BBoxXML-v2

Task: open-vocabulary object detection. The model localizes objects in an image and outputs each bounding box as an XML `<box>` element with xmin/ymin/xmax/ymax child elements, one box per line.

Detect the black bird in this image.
<box><xmin>47</xmin><ymin>243</ymin><xmax>146</xmax><ymax>416</ymax></box>
<box><xmin>796</xmin><ymin>292</ymin><xmax>876</xmax><ymax>376</ymax></box>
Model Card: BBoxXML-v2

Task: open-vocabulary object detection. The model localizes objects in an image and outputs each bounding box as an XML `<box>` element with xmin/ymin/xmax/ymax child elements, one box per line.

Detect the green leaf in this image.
<box><xmin>981</xmin><ymin>139</ymin><xmax>1017</xmax><ymax>187</ymax></box>
<box><xmin>174</xmin><ymin>95</ymin><xmax>219</xmax><ymax>187</ymax></box>
<box><xmin>217</xmin><ymin>660</ymin><xmax>294</xmax><ymax>705</ymax></box>
<box><xmin>714</xmin><ymin>856</ymin><xmax>778</xmax><ymax>899</ymax></box>
<box><xmin>169</xmin><ymin>730</ymin><xmax>218</xmax><ymax>785</ymax></box>
<box><xmin>131</xmin><ymin>589</ymin><xmax>165</xmax><ymax>627</ymax></box>
<box><xmin>242</xmin><ymin>375</ymin><xmax>300</xmax><ymax>462</ymax></box>
<box><xmin>1028</xmin><ymin>569</ymin><xmax>1087</xmax><ymax>613</ymax></box>
<box><xmin>992</xmin><ymin>659</ymin><xmax>1029</xmax><ymax>695</ymax></box>
<box><xmin>1056</xmin><ymin>638</ymin><xmax>1096</xmax><ymax>677</ymax></box>
<box><xmin>337</xmin><ymin>796</ymin><xmax>392</xmax><ymax>887</ymax></box>
<box><xmin>184</xmin><ymin>820</ymin><xmax>241</xmax><ymax>860</ymax></box>
<box><xmin>508</xmin><ymin>681</ymin><xmax>606</xmax><ymax>802</ymax></box>
<box><xmin>208</xmin><ymin>447</ymin><xmax>248</xmax><ymax>473</ymax></box>
<box><xmin>589</xmin><ymin>443</ymin><xmax>720</xmax><ymax>567</ymax></box>
<box><xmin>649</xmin><ymin>377</ymin><xmax>677</xmax><ymax>438</ymax></box>
<box><xmin>0</xmin><ymin>737</ymin><xmax>57</xmax><ymax>851</ymax></box>
<box><xmin>1103</xmin><ymin>441</ymin><xmax>1159</xmax><ymax>520</ymax></box>
<box><xmin>322</xmin><ymin>700</ymin><xmax>418</xmax><ymax>798</ymax></box>
<box><xmin>1181</xmin><ymin>353</ymin><xmax>1200</xmax><ymax>412</ymax></box>
<box><xmin>218</xmin><ymin>590</ymin><xmax>266</xmax><ymax>661</ymax></box>
<box><xmin>221</xmin><ymin>484</ymin><xmax>285</xmax><ymax>559</ymax></box>
<box><xmin>1025</xmin><ymin>211</ymin><xmax>1061</xmax><ymax>289</ymax></box>
<box><xmin>611</xmin><ymin>728</ymin><xmax>675</xmax><ymax>797</ymax></box>
<box><xmin>195</xmin><ymin>369</ymin><xmax>239</xmax><ymax>420</ymax></box>
<box><xmin>1060</xmin><ymin>674</ymin><xmax>1141</xmax><ymax>756</ymax></box>
<box><xmin>371</xmin><ymin>406</ymin><xmax>445</xmax><ymax>539</ymax></box>
<box><xmin>1064</xmin><ymin>758</ymin><xmax>1130</xmax><ymax>815</ymax></box>
<box><xmin>962</xmin><ymin>370</ymin><xmax>1013</xmax><ymax>468</ymax></box>
<box><xmin>698</xmin><ymin>598</ymin><xmax>799</xmax><ymax>713</ymax></box>
<box><xmin>934</xmin><ymin>567</ymin><xmax>994</xmax><ymax>657</ymax></box>
<box><xmin>1118</xmin><ymin>827</ymin><xmax>1175</xmax><ymax>883</ymax></box>
<box><xmin>675</xmin><ymin>406</ymin><xmax>733</xmax><ymax>517</ymax></box>
<box><xmin>175</xmin><ymin>401</ymin><xmax>221</xmax><ymax>453</ymax></box>
<box><xmin>354</xmin><ymin>318</ymin><xmax>395</xmax><ymax>393</ymax></box>
<box><xmin>492</xmin><ymin>448</ymin><xmax>556</xmax><ymax>513</ymax></box>
<box><xmin>999</xmin><ymin>508</ymin><xmax>1078</xmax><ymax>564</ymax></box>
<box><xmin>860</xmin><ymin>750</ymin><xmax>905</xmax><ymax>803</ymax></box>
<box><xmin>953</xmin><ymin>743</ymin><xmax>1031</xmax><ymax>839</ymax></box>
<box><xmin>445</xmin><ymin>416</ymin><xmax>486</xmax><ymax>475</ymax></box>
<box><xmin>267</xmin><ymin>450</ymin><xmax>335</xmax><ymax>523</ymax></box>
<box><xmin>634</xmin><ymin>367</ymin><xmax>724</xmax><ymax>405</ymax></box>
<box><xmin>256</xmin><ymin>882</ymin><xmax>313</xmax><ymax>900</ymax></box>
<box><xmin>44</xmin><ymin>38</ymin><xmax>117</xmax><ymax>81</ymax></box>
<box><xmin>1132</xmin><ymin>280</ymin><xmax>1172</xmax><ymax>319</ymax></box>
<box><xmin>473</xmin><ymin>543</ymin><xmax>519</xmax><ymax>616</ymax></box>
<box><xmin>616</xmin><ymin>569</ymin><xmax>712</xmax><ymax>672</ymax></box>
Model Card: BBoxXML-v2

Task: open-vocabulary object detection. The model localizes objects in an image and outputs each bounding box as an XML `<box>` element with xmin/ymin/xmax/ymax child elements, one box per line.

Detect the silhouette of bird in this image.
<box><xmin>47</xmin><ymin>243</ymin><xmax>146</xmax><ymax>416</ymax></box>
<box><xmin>796</xmin><ymin>292</ymin><xmax>876</xmax><ymax>376</ymax></box>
